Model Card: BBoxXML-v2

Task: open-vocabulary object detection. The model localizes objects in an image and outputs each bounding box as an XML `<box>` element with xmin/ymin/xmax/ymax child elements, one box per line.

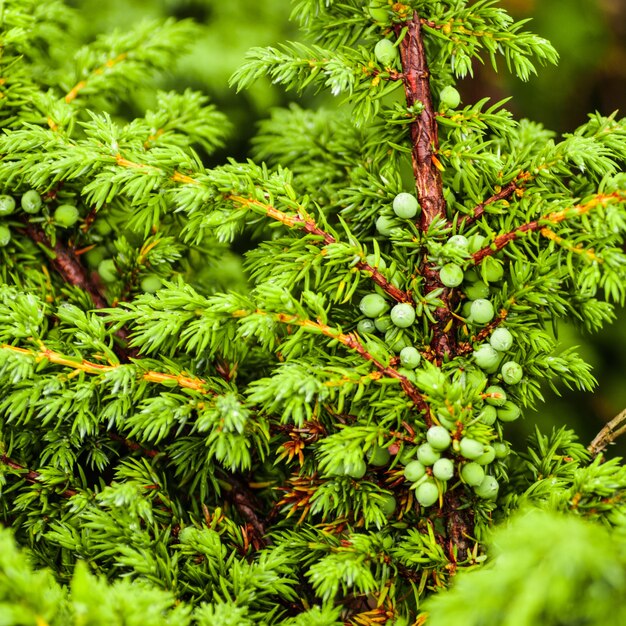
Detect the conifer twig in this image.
<box><xmin>588</xmin><ymin>408</ymin><xmax>626</xmax><ymax>457</ymax></box>
<box><xmin>22</xmin><ymin>222</ymin><xmax>108</xmax><ymax>308</ymax></box>
<box><xmin>460</xmin><ymin>171</ymin><xmax>531</xmax><ymax>226</ymax></box>
<box><xmin>0</xmin><ymin>455</ymin><xmax>78</xmax><ymax>497</ymax></box>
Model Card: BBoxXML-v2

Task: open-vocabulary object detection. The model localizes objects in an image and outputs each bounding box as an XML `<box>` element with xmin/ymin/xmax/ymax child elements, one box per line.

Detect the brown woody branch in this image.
<box><xmin>396</xmin><ymin>13</ymin><xmax>454</xmax><ymax>361</ymax></box>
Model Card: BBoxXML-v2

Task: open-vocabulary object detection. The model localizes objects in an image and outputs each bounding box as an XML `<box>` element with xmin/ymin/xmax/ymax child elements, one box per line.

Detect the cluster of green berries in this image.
<box><xmin>0</xmin><ymin>190</ymin><xmax>82</xmax><ymax>248</ymax></box>
<box><xmin>403</xmin><ymin>425</ymin><xmax>505</xmax><ymax>507</ymax></box>
<box><xmin>472</xmin><ymin>326</ymin><xmax>523</xmax><ymax>423</ymax></box>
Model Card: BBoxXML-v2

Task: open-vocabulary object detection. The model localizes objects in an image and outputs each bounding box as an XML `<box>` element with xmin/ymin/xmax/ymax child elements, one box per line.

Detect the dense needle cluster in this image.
<box><xmin>1</xmin><ymin>1</ymin><xmax>626</xmax><ymax>625</ymax></box>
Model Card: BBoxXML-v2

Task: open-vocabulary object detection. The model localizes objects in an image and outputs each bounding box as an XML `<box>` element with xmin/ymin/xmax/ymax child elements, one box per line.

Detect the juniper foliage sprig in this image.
<box><xmin>0</xmin><ymin>1</ymin><xmax>626</xmax><ymax>625</ymax></box>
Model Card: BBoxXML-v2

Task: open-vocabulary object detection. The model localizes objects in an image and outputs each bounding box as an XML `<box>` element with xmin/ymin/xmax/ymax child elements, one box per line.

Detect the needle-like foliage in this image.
<box><xmin>0</xmin><ymin>1</ymin><xmax>625</xmax><ymax>624</ymax></box>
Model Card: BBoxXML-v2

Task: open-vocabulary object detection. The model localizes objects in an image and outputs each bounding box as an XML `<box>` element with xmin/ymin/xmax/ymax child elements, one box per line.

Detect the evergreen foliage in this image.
<box><xmin>0</xmin><ymin>0</ymin><xmax>625</xmax><ymax>624</ymax></box>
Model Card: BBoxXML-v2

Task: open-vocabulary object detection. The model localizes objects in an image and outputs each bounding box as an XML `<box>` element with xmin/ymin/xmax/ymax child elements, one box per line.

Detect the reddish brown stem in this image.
<box><xmin>23</xmin><ymin>222</ymin><xmax>108</xmax><ymax>308</ymax></box>
<box><xmin>1</xmin><ymin>455</ymin><xmax>78</xmax><ymax>497</ymax></box>
<box><xmin>396</xmin><ymin>13</ymin><xmax>455</xmax><ymax>360</ymax></box>
<box><xmin>460</xmin><ymin>173</ymin><xmax>529</xmax><ymax>226</ymax></box>
<box><xmin>396</xmin><ymin>13</ymin><xmax>445</xmax><ymax>230</ymax></box>
<box><xmin>472</xmin><ymin>220</ymin><xmax>539</xmax><ymax>264</ymax></box>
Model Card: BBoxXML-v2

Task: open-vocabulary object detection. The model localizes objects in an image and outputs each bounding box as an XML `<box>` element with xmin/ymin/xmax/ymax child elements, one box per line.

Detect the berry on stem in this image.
<box><xmin>439</xmin><ymin>85</ymin><xmax>461</xmax><ymax>110</ymax></box>
<box><xmin>141</xmin><ymin>275</ymin><xmax>162</xmax><ymax>293</ymax></box>
<box><xmin>367</xmin><ymin>445</ymin><xmax>391</xmax><ymax>467</ymax></box>
<box><xmin>390</xmin><ymin>303</ymin><xmax>416</xmax><ymax>328</ymax></box>
<box><xmin>475</xmin><ymin>475</ymin><xmax>499</xmax><ymax>499</ymax></box>
<box><xmin>376</xmin><ymin>215</ymin><xmax>397</xmax><ymax>236</ymax></box>
<box><xmin>497</xmin><ymin>401</ymin><xmax>521</xmax><ymax>422</ymax></box>
<box><xmin>359</xmin><ymin>293</ymin><xmax>389</xmax><ymax>318</ymax></box>
<box><xmin>0</xmin><ymin>195</ymin><xmax>16</xmax><ymax>216</ymax></box>
<box><xmin>392</xmin><ymin>192</ymin><xmax>420</xmax><ymax>219</ymax></box>
<box><xmin>415</xmin><ymin>480</ymin><xmax>439</xmax><ymax>507</ymax></box>
<box><xmin>473</xmin><ymin>344</ymin><xmax>501</xmax><ymax>371</ymax></box>
<box><xmin>485</xmin><ymin>385</ymin><xmax>507</xmax><ymax>406</ymax></box>
<box><xmin>21</xmin><ymin>190</ymin><xmax>42</xmax><ymax>214</ymax></box>
<box><xmin>460</xmin><ymin>462</ymin><xmax>485</xmax><ymax>487</ymax></box>
<box><xmin>470</xmin><ymin>298</ymin><xmax>495</xmax><ymax>324</ymax></box>
<box><xmin>374</xmin><ymin>38</ymin><xmax>398</xmax><ymax>66</ymax></box>
<box><xmin>357</xmin><ymin>319</ymin><xmax>376</xmax><ymax>335</ymax></box>
<box><xmin>54</xmin><ymin>204</ymin><xmax>79</xmax><ymax>228</ymax></box>
<box><xmin>417</xmin><ymin>443</ymin><xmax>440</xmax><ymax>466</ymax></box>
<box><xmin>427</xmin><ymin>426</ymin><xmax>451</xmax><ymax>451</ymax></box>
<box><xmin>399</xmin><ymin>346</ymin><xmax>421</xmax><ymax>369</ymax></box>
<box><xmin>404</xmin><ymin>460</ymin><xmax>427</xmax><ymax>482</ymax></box>
<box><xmin>490</xmin><ymin>327</ymin><xmax>514</xmax><ymax>352</ymax></box>
<box><xmin>98</xmin><ymin>259</ymin><xmax>117</xmax><ymax>283</ymax></box>
<box><xmin>0</xmin><ymin>224</ymin><xmax>11</xmax><ymax>247</ymax></box>
<box><xmin>478</xmin><ymin>405</ymin><xmax>498</xmax><ymax>426</ymax></box>
<box><xmin>459</xmin><ymin>437</ymin><xmax>485</xmax><ymax>460</ymax></box>
<box><xmin>379</xmin><ymin>493</ymin><xmax>397</xmax><ymax>516</ymax></box>
<box><xmin>501</xmin><ymin>361</ymin><xmax>523</xmax><ymax>385</ymax></box>
<box><xmin>432</xmin><ymin>458</ymin><xmax>454</xmax><ymax>481</ymax></box>
<box><xmin>439</xmin><ymin>263</ymin><xmax>464</xmax><ymax>287</ymax></box>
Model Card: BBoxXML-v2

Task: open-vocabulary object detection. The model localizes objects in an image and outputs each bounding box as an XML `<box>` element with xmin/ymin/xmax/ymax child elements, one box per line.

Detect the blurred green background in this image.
<box><xmin>68</xmin><ymin>0</ymin><xmax>626</xmax><ymax>455</ymax></box>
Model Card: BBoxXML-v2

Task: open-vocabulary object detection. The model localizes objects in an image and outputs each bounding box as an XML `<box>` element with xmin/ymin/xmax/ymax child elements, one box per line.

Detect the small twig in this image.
<box><xmin>588</xmin><ymin>408</ymin><xmax>626</xmax><ymax>457</ymax></box>
<box><xmin>460</xmin><ymin>172</ymin><xmax>530</xmax><ymax>227</ymax></box>
<box><xmin>22</xmin><ymin>221</ymin><xmax>108</xmax><ymax>308</ymax></box>
<box><xmin>0</xmin><ymin>454</ymin><xmax>78</xmax><ymax>497</ymax></box>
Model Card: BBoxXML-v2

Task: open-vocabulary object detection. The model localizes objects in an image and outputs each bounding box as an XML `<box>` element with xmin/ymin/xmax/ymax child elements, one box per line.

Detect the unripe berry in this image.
<box><xmin>415</xmin><ymin>480</ymin><xmax>439</xmax><ymax>507</ymax></box>
<box><xmin>376</xmin><ymin>215</ymin><xmax>397</xmax><ymax>236</ymax></box>
<box><xmin>399</xmin><ymin>346</ymin><xmax>421</xmax><ymax>369</ymax></box>
<box><xmin>369</xmin><ymin>1</ymin><xmax>388</xmax><ymax>22</ymax></box>
<box><xmin>98</xmin><ymin>259</ymin><xmax>117</xmax><ymax>283</ymax></box>
<box><xmin>432</xmin><ymin>458</ymin><xmax>454</xmax><ymax>481</ymax></box>
<box><xmin>476</xmin><ymin>445</ymin><xmax>496</xmax><ymax>466</ymax></box>
<box><xmin>392</xmin><ymin>192</ymin><xmax>420</xmax><ymax>219</ymax></box>
<box><xmin>357</xmin><ymin>319</ymin><xmax>376</xmax><ymax>335</ymax></box>
<box><xmin>464</xmin><ymin>281</ymin><xmax>489</xmax><ymax>300</ymax></box>
<box><xmin>470</xmin><ymin>298</ymin><xmax>495</xmax><ymax>324</ymax></box>
<box><xmin>375</xmin><ymin>315</ymin><xmax>393</xmax><ymax>332</ymax></box>
<box><xmin>460</xmin><ymin>462</ymin><xmax>485</xmax><ymax>486</ymax></box>
<box><xmin>404</xmin><ymin>460</ymin><xmax>427</xmax><ymax>482</ymax></box>
<box><xmin>478</xmin><ymin>405</ymin><xmax>498</xmax><ymax>426</ymax></box>
<box><xmin>490</xmin><ymin>327</ymin><xmax>514</xmax><ymax>352</ymax></box>
<box><xmin>485</xmin><ymin>385</ymin><xmax>507</xmax><ymax>406</ymax></box>
<box><xmin>0</xmin><ymin>224</ymin><xmax>11</xmax><ymax>247</ymax></box>
<box><xmin>141</xmin><ymin>275</ymin><xmax>162</xmax><ymax>293</ymax></box>
<box><xmin>374</xmin><ymin>38</ymin><xmax>398</xmax><ymax>66</ymax></box>
<box><xmin>386</xmin><ymin>331</ymin><xmax>410</xmax><ymax>353</ymax></box>
<box><xmin>459</xmin><ymin>437</ymin><xmax>485</xmax><ymax>460</ymax></box>
<box><xmin>84</xmin><ymin>246</ymin><xmax>107</xmax><ymax>269</ymax></box>
<box><xmin>94</xmin><ymin>218</ymin><xmax>113</xmax><ymax>236</ymax></box>
<box><xmin>345</xmin><ymin>458</ymin><xmax>367</xmax><ymax>479</ymax></box>
<box><xmin>379</xmin><ymin>493</ymin><xmax>397</xmax><ymax>516</ymax></box>
<box><xmin>367</xmin><ymin>445</ymin><xmax>391</xmax><ymax>467</ymax></box>
<box><xmin>439</xmin><ymin>263</ymin><xmax>464</xmax><ymax>287</ymax></box>
<box><xmin>501</xmin><ymin>361</ymin><xmax>523</xmax><ymax>385</ymax></box>
<box><xmin>481</xmin><ymin>257</ymin><xmax>504</xmax><ymax>283</ymax></box>
<box><xmin>497</xmin><ymin>400</ymin><xmax>521</xmax><ymax>422</ymax></box>
<box><xmin>365</xmin><ymin>253</ymin><xmax>386</xmax><ymax>269</ymax></box>
<box><xmin>463</xmin><ymin>268</ymin><xmax>481</xmax><ymax>283</ymax></box>
<box><xmin>21</xmin><ymin>190</ymin><xmax>42</xmax><ymax>214</ymax></box>
<box><xmin>473</xmin><ymin>344</ymin><xmax>501</xmax><ymax>370</ymax></box>
<box><xmin>474</xmin><ymin>475</ymin><xmax>499</xmax><ymax>499</ymax></box>
<box><xmin>493</xmin><ymin>442</ymin><xmax>510</xmax><ymax>458</ymax></box>
<box><xmin>467</xmin><ymin>234</ymin><xmax>487</xmax><ymax>253</ymax></box>
<box><xmin>0</xmin><ymin>195</ymin><xmax>16</xmax><ymax>216</ymax></box>
<box><xmin>426</xmin><ymin>426</ymin><xmax>451</xmax><ymax>451</ymax></box>
<box><xmin>359</xmin><ymin>293</ymin><xmax>389</xmax><ymax>318</ymax></box>
<box><xmin>390</xmin><ymin>303</ymin><xmax>416</xmax><ymax>328</ymax></box>
<box><xmin>417</xmin><ymin>443</ymin><xmax>440</xmax><ymax>466</ymax></box>
<box><xmin>54</xmin><ymin>204</ymin><xmax>79</xmax><ymax>228</ymax></box>
<box><xmin>446</xmin><ymin>234</ymin><xmax>469</xmax><ymax>250</ymax></box>
<box><xmin>439</xmin><ymin>85</ymin><xmax>461</xmax><ymax>110</ymax></box>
